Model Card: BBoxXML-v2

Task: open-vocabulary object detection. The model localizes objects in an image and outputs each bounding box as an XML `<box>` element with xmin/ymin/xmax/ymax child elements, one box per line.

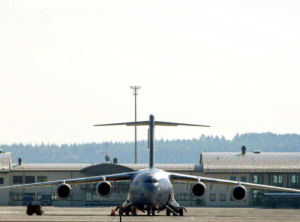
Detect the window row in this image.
<box><xmin>230</xmin><ymin>176</ymin><xmax>247</xmax><ymax>182</ymax></box>
<box><xmin>11</xmin><ymin>192</ymin><xmax>83</xmax><ymax>201</ymax></box>
<box><xmin>253</xmin><ymin>174</ymin><xmax>299</xmax><ymax>186</ymax></box>
<box><xmin>210</xmin><ymin>193</ymin><xmax>225</xmax><ymax>201</ymax></box>
<box><xmin>174</xmin><ymin>193</ymin><xmax>193</xmax><ymax>201</ymax></box>
<box><xmin>13</xmin><ymin>176</ymin><xmax>47</xmax><ymax>184</ymax></box>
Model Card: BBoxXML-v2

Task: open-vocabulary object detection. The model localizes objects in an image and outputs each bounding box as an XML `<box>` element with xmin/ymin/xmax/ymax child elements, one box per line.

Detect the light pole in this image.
<box><xmin>130</xmin><ymin>86</ymin><xmax>141</xmax><ymax>164</ymax></box>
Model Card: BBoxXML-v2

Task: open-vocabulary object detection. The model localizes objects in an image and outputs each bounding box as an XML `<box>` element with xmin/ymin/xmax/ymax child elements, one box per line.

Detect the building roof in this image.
<box><xmin>12</xmin><ymin>163</ymin><xmax>92</xmax><ymax>171</ymax></box>
<box><xmin>11</xmin><ymin>163</ymin><xmax>202</xmax><ymax>172</ymax></box>
<box><xmin>201</xmin><ymin>152</ymin><xmax>300</xmax><ymax>173</ymax></box>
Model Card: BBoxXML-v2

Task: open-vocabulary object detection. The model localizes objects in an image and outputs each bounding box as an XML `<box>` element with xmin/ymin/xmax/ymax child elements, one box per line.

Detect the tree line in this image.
<box><xmin>1</xmin><ymin>132</ymin><xmax>299</xmax><ymax>164</ymax></box>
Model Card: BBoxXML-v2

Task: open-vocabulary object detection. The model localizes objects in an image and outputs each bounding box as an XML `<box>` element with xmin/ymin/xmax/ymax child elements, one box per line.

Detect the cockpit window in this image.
<box><xmin>144</xmin><ymin>178</ymin><xmax>158</xmax><ymax>183</ymax></box>
<box><xmin>160</xmin><ymin>178</ymin><xmax>168</xmax><ymax>185</ymax></box>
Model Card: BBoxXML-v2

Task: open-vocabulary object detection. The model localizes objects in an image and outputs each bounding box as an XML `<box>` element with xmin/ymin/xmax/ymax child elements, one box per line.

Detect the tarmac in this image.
<box><xmin>0</xmin><ymin>206</ymin><xmax>299</xmax><ymax>222</ymax></box>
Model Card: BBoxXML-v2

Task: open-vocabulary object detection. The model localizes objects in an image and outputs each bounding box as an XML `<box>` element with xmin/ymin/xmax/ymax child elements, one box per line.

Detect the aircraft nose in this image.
<box><xmin>144</xmin><ymin>184</ymin><xmax>159</xmax><ymax>202</ymax></box>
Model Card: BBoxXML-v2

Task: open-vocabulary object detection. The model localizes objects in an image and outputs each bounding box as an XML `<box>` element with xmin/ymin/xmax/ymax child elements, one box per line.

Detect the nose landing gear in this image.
<box><xmin>147</xmin><ymin>209</ymin><xmax>155</xmax><ymax>216</ymax></box>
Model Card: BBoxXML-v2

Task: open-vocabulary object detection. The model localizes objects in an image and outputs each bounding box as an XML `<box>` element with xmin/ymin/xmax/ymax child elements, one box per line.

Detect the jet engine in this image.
<box><xmin>190</xmin><ymin>182</ymin><xmax>206</xmax><ymax>199</ymax></box>
<box><xmin>96</xmin><ymin>181</ymin><xmax>112</xmax><ymax>198</ymax></box>
<box><xmin>56</xmin><ymin>183</ymin><xmax>72</xmax><ymax>200</ymax></box>
<box><xmin>231</xmin><ymin>185</ymin><xmax>247</xmax><ymax>202</ymax></box>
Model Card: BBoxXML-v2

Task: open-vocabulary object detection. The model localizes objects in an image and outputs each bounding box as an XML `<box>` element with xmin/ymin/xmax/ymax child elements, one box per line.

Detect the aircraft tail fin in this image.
<box><xmin>94</xmin><ymin>115</ymin><xmax>210</xmax><ymax>168</ymax></box>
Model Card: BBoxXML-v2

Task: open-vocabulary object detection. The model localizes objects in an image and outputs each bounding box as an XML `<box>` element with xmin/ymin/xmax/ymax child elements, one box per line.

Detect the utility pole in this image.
<box><xmin>130</xmin><ymin>86</ymin><xmax>141</xmax><ymax>164</ymax></box>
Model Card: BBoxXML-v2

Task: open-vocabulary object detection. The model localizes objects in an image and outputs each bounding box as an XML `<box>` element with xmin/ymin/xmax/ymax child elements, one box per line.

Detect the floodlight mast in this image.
<box><xmin>130</xmin><ymin>86</ymin><xmax>141</xmax><ymax>164</ymax></box>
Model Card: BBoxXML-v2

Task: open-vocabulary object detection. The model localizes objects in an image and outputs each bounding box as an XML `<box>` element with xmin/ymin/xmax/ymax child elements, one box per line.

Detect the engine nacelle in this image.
<box><xmin>231</xmin><ymin>185</ymin><xmax>247</xmax><ymax>202</ymax></box>
<box><xmin>96</xmin><ymin>181</ymin><xmax>112</xmax><ymax>198</ymax></box>
<box><xmin>56</xmin><ymin>183</ymin><xmax>72</xmax><ymax>201</ymax></box>
<box><xmin>190</xmin><ymin>182</ymin><xmax>206</xmax><ymax>199</ymax></box>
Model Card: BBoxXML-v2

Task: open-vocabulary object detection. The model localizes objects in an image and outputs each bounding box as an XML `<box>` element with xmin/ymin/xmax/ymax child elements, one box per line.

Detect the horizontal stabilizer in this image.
<box><xmin>94</xmin><ymin>121</ymin><xmax>210</xmax><ymax>127</ymax></box>
<box><xmin>94</xmin><ymin>121</ymin><xmax>149</xmax><ymax>127</ymax></box>
<box><xmin>155</xmin><ymin>121</ymin><xmax>210</xmax><ymax>127</ymax></box>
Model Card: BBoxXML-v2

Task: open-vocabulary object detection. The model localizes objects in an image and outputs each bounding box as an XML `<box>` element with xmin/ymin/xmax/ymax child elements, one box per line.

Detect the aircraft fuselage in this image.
<box><xmin>128</xmin><ymin>168</ymin><xmax>175</xmax><ymax>211</ymax></box>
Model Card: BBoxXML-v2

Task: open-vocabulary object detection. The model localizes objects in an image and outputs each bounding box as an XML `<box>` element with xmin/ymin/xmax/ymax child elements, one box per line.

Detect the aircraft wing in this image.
<box><xmin>0</xmin><ymin>172</ymin><xmax>133</xmax><ymax>190</ymax></box>
<box><xmin>170</xmin><ymin>173</ymin><xmax>300</xmax><ymax>192</ymax></box>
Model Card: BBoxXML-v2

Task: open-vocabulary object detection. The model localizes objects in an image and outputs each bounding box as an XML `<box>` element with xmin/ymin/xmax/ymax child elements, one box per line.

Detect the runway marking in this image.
<box><xmin>191</xmin><ymin>217</ymin><xmax>195</xmax><ymax>220</ymax></box>
<box><xmin>152</xmin><ymin>216</ymin><xmax>157</xmax><ymax>220</ymax></box>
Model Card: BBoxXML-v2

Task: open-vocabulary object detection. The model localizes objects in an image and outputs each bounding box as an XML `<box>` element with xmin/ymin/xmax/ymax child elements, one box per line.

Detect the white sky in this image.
<box><xmin>0</xmin><ymin>0</ymin><xmax>300</xmax><ymax>144</ymax></box>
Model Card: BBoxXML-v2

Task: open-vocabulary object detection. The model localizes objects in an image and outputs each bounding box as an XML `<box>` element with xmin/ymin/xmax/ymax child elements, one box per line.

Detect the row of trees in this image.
<box><xmin>1</xmin><ymin>133</ymin><xmax>299</xmax><ymax>164</ymax></box>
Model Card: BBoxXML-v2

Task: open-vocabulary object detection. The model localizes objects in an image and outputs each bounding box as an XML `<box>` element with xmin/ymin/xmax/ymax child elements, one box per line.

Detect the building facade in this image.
<box><xmin>0</xmin><ymin>148</ymin><xmax>299</xmax><ymax>207</ymax></box>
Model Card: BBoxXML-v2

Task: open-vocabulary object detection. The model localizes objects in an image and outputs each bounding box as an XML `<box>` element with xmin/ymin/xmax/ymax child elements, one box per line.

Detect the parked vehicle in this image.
<box><xmin>22</xmin><ymin>196</ymin><xmax>33</xmax><ymax>206</ymax></box>
<box><xmin>26</xmin><ymin>204</ymin><xmax>44</xmax><ymax>216</ymax></box>
<box><xmin>40</xmin><ymin>193</ymin><xmax>52</xmax><ymax>206</ymax></box>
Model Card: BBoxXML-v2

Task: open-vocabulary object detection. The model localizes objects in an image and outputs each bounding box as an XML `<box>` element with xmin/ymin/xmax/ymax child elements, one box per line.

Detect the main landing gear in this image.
<box><xmin>166</xmin><ymin>206</ymin><xmax>185</xmax><ymax>216</ymax></box>
<box><xmin>113</xmin><ymin>206</ymin><xmax>138</xmax><ymax>216</ymax></box>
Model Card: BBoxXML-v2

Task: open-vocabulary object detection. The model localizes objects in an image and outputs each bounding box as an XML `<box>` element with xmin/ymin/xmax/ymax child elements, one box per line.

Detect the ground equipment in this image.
<box><xmin>26</xmin><ymin>204</ymin><xmax>44</xmax><ymax>216</ymax></box>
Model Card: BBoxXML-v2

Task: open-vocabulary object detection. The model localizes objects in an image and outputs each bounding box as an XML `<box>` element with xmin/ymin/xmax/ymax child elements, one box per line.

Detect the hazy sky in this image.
<box><xmin>1</xmin><ymin>0</ymin><xmax>300</xmax><ymax>144</ymax></box>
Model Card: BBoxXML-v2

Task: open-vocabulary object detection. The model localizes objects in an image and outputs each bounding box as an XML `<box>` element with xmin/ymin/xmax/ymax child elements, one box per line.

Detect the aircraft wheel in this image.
<box><xmin>126</xmin><ymin>210</ymin><xmax>129</xmax><ymax>216</ymax></box>
<box><xmin>166</xmin><ymin>209</ymin><xmax>170</xmax><ymax>216</ymax></box>
<box><xmin>179</xmin><ymin>208</ymin><xmax>183</xmax><ymax>216</ymax></box>
<box><xmin>152</xmin><ymin>210</ymin><xmax>155</xmax><ymax>216</ymax></box>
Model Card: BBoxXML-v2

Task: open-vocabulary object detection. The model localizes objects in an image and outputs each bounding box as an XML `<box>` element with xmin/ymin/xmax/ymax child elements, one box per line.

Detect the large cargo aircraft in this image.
<box><xmin>1</xmin><ymin>114</ymin><xmax>300</xmax><ymax>216</ymax></box>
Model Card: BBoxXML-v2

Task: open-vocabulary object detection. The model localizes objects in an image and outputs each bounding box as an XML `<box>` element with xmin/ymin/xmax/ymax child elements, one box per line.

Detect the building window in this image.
<box><xmin>210</xmin><ymin>194</ymin><xmax>216</xmax><ymax>201</ymax></box>
<box><xmin>12</xmin><ymin>193</ymin><xmax>23</xmax><ymax>201</ymax></box>
<box><xmin>220</xmin><ymin>193</ymin><xmax>226</xmax><ymax>201</ymax></box>
<box><xmin>253</xmin><ymin>175</ymin><xmax>263</xmax><ymax>184</ymax></box>
<box><xmin>25</xmin><ymin>176</ymin><xmax>35</xmax><ymax>184</ymax></box>
<box><xmin>25</xmin><ymin>193</ymin><xmax>35</xmax><ymax>201</ymax></box>
<box><xmin>241</xmin><ymin>177</ymin><xmax>247</xmax><ymax>182</ymax></box>
<box><xmin>13</xmin><ymin>176</ymin><xmax>23</xmax><ymax>184</ymax></box>
<box><xmin>291</xmin><ymin>175</ymin><xmax>300</xmax><ymax>187</ymax></box>
<box><xmin>51</xmin><ymin>192</ymin><xmax>59</xmax><ymax>201</ymax></box>
<box><xmin>37</xmin><ymin>176</ymin><xmax>47</xmax><ymax>182</ymax></box>
<box><xmin>0</xmin><ymin>178</ymin><xmax>4</xmax><ymax>184</ymax></box>
<box><xmin>180</xmin><ymin>193</ymin><xmax>190</xmax><ymax>201</ymax></box>
<box><xmin>174</xmin><ymin>193</ymin><xmax>179</xmax><ymax>201</ymax></box>
<box><xmin>172</xmin><ymin>182</ymin><xmax>179</xmax><ymax>185</ymax></box>
<box><xmin>38</xmin><ymin>193</ymin><xmax>58</xmax><ymax>201</ymax></box>
<box><xmin>37</xmin><ymin>193</ymin><xmax>42</xmax><ymax>201</ymax></box>
<box><xmin>230</xmin><ymin>176</ymin><xmax>236</xmax><ymax>181</ymax></box>
<box><xmin>73</xmin><ymin>193</ymin><xmax>83</xmax><ymax>201</ymax></box>
<box><xmin>273</xmin><ymin>175</ymin><xmax>283</xmax><ymax>186</ymax></box>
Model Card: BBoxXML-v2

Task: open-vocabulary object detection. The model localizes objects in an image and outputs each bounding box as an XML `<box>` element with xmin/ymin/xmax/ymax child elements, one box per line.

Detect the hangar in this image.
<box><xmin>0</xmin><ymin>147</ymin><xmax>299</xmax><ymax>207</ymax></box>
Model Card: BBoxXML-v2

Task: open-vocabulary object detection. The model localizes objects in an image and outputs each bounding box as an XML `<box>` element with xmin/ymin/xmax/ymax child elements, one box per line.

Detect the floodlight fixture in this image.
<box><xmin>130</xmin><ymin>86</ymin><xmax>141</xmax><ymax>95</ymax></box>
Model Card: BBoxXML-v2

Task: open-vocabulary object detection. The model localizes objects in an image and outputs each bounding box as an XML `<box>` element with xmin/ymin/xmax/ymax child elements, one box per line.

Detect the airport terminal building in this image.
<box><xmin>0</xmin><ymin>147</ymin><xmax>300</xmax><ymax>207</ymax></box>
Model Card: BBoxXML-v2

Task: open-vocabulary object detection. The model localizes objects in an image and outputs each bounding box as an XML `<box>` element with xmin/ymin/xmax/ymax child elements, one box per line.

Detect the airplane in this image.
<box><xmin>1</xmin><ymin>114</ymin><xmax>300</xmax><ymax>216</ymax></box>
